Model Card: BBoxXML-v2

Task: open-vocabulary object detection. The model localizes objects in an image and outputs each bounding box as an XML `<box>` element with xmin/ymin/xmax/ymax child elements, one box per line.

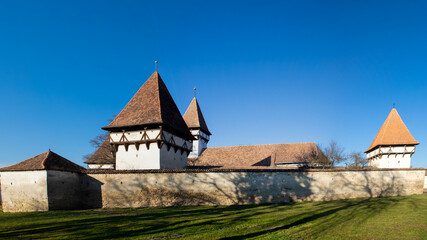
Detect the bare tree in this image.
<box><xmin>90</xmin><ymin>132</ymin><xmax>109</xmax><ymax>149</ymax></box>
<box><xmin>296</xmin><ymin>149</ymin><xmax>330</xmax><ymax>168</ymax></box>
<box><xmin>322</xmin><ymin>140</ymin><xmax>347</xmax><ymax>167</ymax></box>
<box><xmin>346</xmin><ymin>151</ymin><xmax>368</xmax><ymax>168</ymax></box>
<box><xmin>83</xmin><ymin>116</ymin><xmax>115</xmax><ymax>161</ymax></box>
<box><xmin>83</xmin><ymin>131</ymin><xmax>110</xmax><ymax>161</ymax></box>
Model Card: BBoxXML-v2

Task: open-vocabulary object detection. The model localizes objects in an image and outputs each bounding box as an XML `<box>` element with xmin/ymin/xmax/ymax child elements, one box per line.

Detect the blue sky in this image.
<box><xmin>0</xmin><ymin>1</ymin><xmax>426</xmax><ymax>168</ymax></box>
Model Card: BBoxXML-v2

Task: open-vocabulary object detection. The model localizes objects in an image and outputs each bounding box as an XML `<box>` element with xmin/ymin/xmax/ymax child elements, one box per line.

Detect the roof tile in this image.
<box><xmin>183</xmin><ymin>97</ymin><xmax>211</xmax><ymax>135</ymax></box>
<box><xmin>84</xmin><ymin>138</ymin><xmax>115</xmax><ymax>164</ymax></box>
<box><xmin>0</xmin><ymin>151</ymin><xmax>85</xmax><ymax>172</ymax></box>
<box><xmin>103</xmin><ymin>72</ymin><xmax>192</xmax><ymax>139</ymax></box>
<box><xmin>189</xmin><ymin>143</ymin><xmax>327</xmax><ymax>168</ymax></box>
<box><xmin>366</xmin><ymin>108</ymin><xmax>419</xmax><ymax>152</ymax></box>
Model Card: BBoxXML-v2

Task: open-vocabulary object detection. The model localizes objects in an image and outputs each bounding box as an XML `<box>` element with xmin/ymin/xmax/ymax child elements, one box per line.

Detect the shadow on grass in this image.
<box><xmin>0</xmin><ymin>196</ymin><xmax>421</xmax><ymax>239</ymax></box>
<box><xmin>1</xmin><ymin>170</ymin><xmax>421</xmax><ymax>239</ymax></box>
<box><xmin>220</xmin><ymin>196</ymin><xmax>411</xmax><ymax>239</ymax></box>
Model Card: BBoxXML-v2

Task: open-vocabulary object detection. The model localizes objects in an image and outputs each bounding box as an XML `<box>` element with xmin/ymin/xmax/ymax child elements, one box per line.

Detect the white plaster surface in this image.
<box><xmin>189</xmin><ymin>129</ymin><xmax>209</xmax><ymax>158</ymax></box>
<box><xmin>1</xmin><ymin>171</ymin><xmax>48</xmax><ymax>212</ymax></box>
<box><xmin>116</xmin><ymin>144</ymin><xmax>161</xmax><ymax>170</ymax></box>
<box><xmin>88</xmin><ymin>164</ymin><xmax>115</xmax><ymax>169</ymax></box>
<box><xmin>86</xmin><ymin>170</ymin><xmax>425</xmax><ymax>209</ymax></box>
<box><xmin>110</xmin><ymin>129</ymin><xmax>161</xmax><ymax>142</ymax></box>
<box><xmin>2</xmin><ymin>169</ymin><xmax>425</xmax><ymax>212</ymax></box>
<box><xmin>189</xmin><ymin>137</ymin><xmax>207</xmax><ymax>158</ymax></box>
<box><xmin>114</xmin><ymin>129</ymin><xmax>192</xmax><ymax>170</ymax></box>
<box><xmin>367</xmin><ymin>146</ymin><xmax>416</xmax><ymax>168</ymax></box>
<box><xmin>160</xmin><ymin>145</ymin><xmax>188</xmax><ymax>169</ymax></box>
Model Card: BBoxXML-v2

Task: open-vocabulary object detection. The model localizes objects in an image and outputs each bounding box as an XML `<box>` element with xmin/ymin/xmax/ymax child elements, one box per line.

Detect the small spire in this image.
<box><xmin>155</xmin><ymin>61</ymin><xmax>158</xmax><ymax>72</ymax></box>
<box><xmin>194</xmin><ymin>87</ymin><xmax>197</xmax><ymax>98</ymax></box>
<box><xmin>393</xmin><ymin>103</ymin><xmax>395</xmax><ymax>109</ymax></box>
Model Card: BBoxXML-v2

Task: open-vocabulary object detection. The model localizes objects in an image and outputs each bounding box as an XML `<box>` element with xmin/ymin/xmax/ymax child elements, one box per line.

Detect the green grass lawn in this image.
<box><xmin>0</xmin><ymin>194</ymin><xmax>426</xmax><ymax>239</ymax></box>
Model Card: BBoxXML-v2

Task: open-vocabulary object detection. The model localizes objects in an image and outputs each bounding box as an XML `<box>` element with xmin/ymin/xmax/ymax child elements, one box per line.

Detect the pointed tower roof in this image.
<box><xmin>365</xmin><ymin>108</ymin><xmax>419</xmax><ymax>153</ymax></box>
<box><xmin>183</xmin><ymin>97</ymin><xmax>211</xmax><ymax>135</ymax></box>
<box><xmin>0</xmin><ymin>151</ymin><xmax>85</xmax><ymax>172</ymax></box>
<box><xmin>102</xmin><ymin>72</ymin><xmax>193</xmax><ymax>139</ymax></box>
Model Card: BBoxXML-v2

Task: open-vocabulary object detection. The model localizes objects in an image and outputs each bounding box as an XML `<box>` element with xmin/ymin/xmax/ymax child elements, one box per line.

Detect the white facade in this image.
<box><xmin>275</xmin><ymin>163</ymin><xmax>306</xmax><ymax>168</ymax></box>
<box><xmin>0</xmin><ymin>171</ymin><xmax>49</xmax><ymax>212</ymax></box>
<box><xmin>87</xmin><ymin>164</ymin><xmax>115</xmax><ymax>170</ymax></box>
<box><xmin>188</xmin><ymin>129</ymin><xmax>210</xmax><ymax>158</ymax></box>
<box><xmin>367</xmin><ymin>145</ymin><xmax>416</xmax><ymax>168</ymax></box>
<box><xmin>110</xmin><ymin>129</ymin><xmax>192</xmax><ymax>170</ymax></box>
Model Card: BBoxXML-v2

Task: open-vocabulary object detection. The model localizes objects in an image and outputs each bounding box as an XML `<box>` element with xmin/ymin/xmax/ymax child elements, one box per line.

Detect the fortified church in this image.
<box><xmin>83</xmin><ymin>71</ymin><xmax>327</xmax><ymax>170</ymax></box>
<box><xmin>0</xmin><ymin>69</ymin><xmax>422</xmax><ymax>213</ymax></box>
<box><xmin>1</xmin><ymin>70</ymin><xmax>420</xmax><ymax>172</ymax></box>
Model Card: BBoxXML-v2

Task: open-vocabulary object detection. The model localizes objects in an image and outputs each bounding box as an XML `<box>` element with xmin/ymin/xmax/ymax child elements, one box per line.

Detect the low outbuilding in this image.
<box><xmin>0</xmin><ymin>151</ymin><xmax>86</xmax><ymax>212</ymax></box>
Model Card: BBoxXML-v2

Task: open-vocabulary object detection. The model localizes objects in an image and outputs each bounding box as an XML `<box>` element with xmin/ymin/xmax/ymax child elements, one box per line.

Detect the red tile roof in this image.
<box><xmin>183</xmin><ymin>97</ymin><xmax>211</xmax><ymax>135</ymax></box>
<box><xmin>84</xmin><ymin>138</ymin><xmax>115</xmax><ymax>164</ymax></box>
<box><xmin>102</xmin><ymin>72</ymin><xmax>193</xmax><ymax>139</ymax></box>
<box><xmin>0</xmin><ymin>151</ymin><xmax>85</xmax><ymax>172</ymax></box>
<box><xmin>366</xmin><ymin>108</ymin><xmax>419</xmax><ymax>153</ymax></box>
<box><xmin>189</xmin><ymin>143</ymin><xmax>327</xmax><ymax>168</ymax></box>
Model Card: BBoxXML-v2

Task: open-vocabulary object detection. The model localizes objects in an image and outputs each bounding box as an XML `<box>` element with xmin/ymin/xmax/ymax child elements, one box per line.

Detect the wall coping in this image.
<box><xmin>0</xmin><ymin>169</ymin><xmax>83</xmax><ymax>173</ymax></box>
<box><xmin>2</xmin><ymin>168</ymin><xmax>425</xmax><ymax>175</ymax></box>
<box><xmin>85</xmin><ymin>168</ymin><xmax>427</xmax><ymax>174</ymax></box>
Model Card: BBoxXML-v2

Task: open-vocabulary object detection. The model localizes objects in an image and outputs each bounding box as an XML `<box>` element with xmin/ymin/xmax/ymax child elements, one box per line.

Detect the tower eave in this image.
<box><xmin>364</xmin><ymin>142</ymin><xmax>420</xmax><ymax>153</ymax></box>
<box><xmin>102</xmin><ymin>123</ymin><xmax>195</xmax><ymax>140</ymax></box>
<box><xmin>188</xmin><ymin>127</ymin><xmax>212</xmax><ymax>136</ymax></box>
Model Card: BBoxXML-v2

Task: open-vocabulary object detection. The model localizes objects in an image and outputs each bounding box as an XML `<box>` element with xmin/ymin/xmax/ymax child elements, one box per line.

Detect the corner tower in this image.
<box><xmin>365</xmin><ymin>107</ymin><xmax>419</xmax><ymax>168</ymax></box>
<box><xmin>102</xmin><ymin>72</ymin><xmax>193</xmax><ymax>170</ymax></box>
<box><xmin>183</xmin><ymin>97</ymin><xmax>211</xmax><ymax>158</ymax></box>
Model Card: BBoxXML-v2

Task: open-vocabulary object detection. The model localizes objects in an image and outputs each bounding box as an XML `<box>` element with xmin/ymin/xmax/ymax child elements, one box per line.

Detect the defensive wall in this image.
<box><xmin>1</xmin><ymin>168</ymin><xmax>426</xmax><ymax>212</ymax></box>
<box><xmin>424</xmin><ymin>169</ymin><xmax>427</xmax><ymax>192</ymax></box>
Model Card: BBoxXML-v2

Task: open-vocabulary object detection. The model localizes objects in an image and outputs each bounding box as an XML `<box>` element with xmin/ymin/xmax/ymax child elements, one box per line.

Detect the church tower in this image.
<box><xmin>101</xmin><ymin>72</ymin><xmax>193</xmax><ymax>170</ymax></box>
<box><xmin>183</xmin><ymin>96</ymin><xmax>211</xmax><ymax>158</ymax></box>
<box><xmin>365</xmin><ymin>107</ymin><xmax>419</xmax><ymax>168</ymax></box>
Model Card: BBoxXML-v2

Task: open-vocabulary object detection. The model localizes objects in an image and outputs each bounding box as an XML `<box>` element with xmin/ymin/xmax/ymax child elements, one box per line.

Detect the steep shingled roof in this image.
<box><xmin>365</xmin><ymin>108</ymin><xmax>419</xmax><ymax>153</ymax></box>
<box><xmin>102</xmin><ymin>72</ymin><xmax>193</xmax><ymax>139</ymax></box>
<box><xmin>190</xmin><ymin>143</ymin><xmax>327</xmax><ymax>168</ymax></box>
<box><xmin>183</xmin><ymin>97</ymin><xmax>211</xmax><ymax>135</ymax></box>
<box><xmin>0</xmin><ymin>151</ymin><xmax>85</xmax><ymax>172</ymax></box>
<box><xmin>84</xmin><ymin>138</ymin><xmax>115</xmax><ymax>164</ymax></box>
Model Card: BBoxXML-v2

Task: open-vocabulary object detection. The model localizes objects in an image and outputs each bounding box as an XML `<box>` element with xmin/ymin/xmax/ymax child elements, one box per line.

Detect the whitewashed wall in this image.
<box><xmin>367</xmin><ymin>146</ymin><xmax>416</xmax><ymax>168</ymax></box>
<box><xmin>114</xmin><ymin>129</ymin><xmax>192</xmax><ymax>170</ymax></box>
<box><xmin>87</xmin><ymin>164</ymin><xmax>115</xmax><ymax>169</ymax></box>
<box><xmin>1</xmin><ymin>171</ymin><xmax>48</xmax><ymax>212</ymax></box>
<box><xmin>116</xmin><ymin>144</ymin><xmax>161</xmax><ymax>170</ymax></box>
<box><xmin>369</xmin><ymin>154</ymin><xmax>412</xmax><ymax>168</ymax></box>
<box><xmin>189</xmin><ymin>129</ymin><xmax>209</xmax><ymax>158</ymax></box>
<box><xmin>2</xmin><ymin>169</ymin><xmax>425</xmax><ymax>212</ymax></box>
<box><xmin>160</xmin><ymin>145</ymin><xmax>188</xmax><ymax>169</ymax></box>
<box><xmin>85</xmin><ymin>169</ymin><xmax>425</xmax><ymax>209</ymax></box>
<box><xmin>110</xmin><ymin>129</ymin><xmax>160</xmax><ymax>142</ymax></box>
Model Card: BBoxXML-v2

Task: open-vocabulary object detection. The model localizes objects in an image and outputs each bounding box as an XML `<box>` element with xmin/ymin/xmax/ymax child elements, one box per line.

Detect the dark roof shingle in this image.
<box><xmin>190</xmin><ymin>143</ymin><xmax>327</xmax><ymax>168</ymax></box>
<box><xmin>183</xmin><ymin>97</ymin><xmax>211</xmax><ymax>135</ymax></box>
<box><xmin>366</xmin><ymin>108</ymin><xmax>419</xmax><ymax>152</ymax></box>
<box><xmin>103</xmin><ymin>72</ymin><xmax>193</xmax><ymax>139</ymax></box>
<box><xmin>84</xmin><ymin>138</ymin><xmax>115</xmax><ymax>164</ymax></box>
<box><xmin>0</xmin><ymin>151</ymin><xmax>85</xmax><ymax>172</ymax></box>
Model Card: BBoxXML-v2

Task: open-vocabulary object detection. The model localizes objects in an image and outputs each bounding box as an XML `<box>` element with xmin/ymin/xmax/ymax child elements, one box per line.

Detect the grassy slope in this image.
<box><xmin>0</xmin><ymin>195</ymin><xmax>426</xmax><ymax>240</ymax></box>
